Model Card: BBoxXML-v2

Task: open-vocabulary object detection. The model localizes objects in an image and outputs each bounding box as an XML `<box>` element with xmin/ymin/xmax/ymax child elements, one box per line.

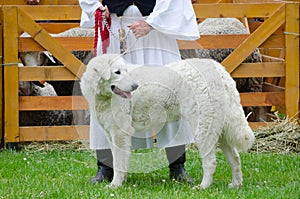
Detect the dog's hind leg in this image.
<box><xmin>198</xmin><ymin>147</ymin><xmax>217</xmax><ymax>189</ymax></box>
<box><xmin>109</xmin><ymin>132</ymin><xmax>132</xmax><ymax>188</ymax></box>
<box><xmin>219</xmin><ymin>138</ymin><xmax>243</xmax><ymax>188</ymax></box>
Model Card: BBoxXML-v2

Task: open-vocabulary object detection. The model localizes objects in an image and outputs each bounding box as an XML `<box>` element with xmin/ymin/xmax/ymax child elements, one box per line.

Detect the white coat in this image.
<box><xmin>79</xmin><ymin>0</ymin><xmax>200</xmax><ymax>149</ymax></box>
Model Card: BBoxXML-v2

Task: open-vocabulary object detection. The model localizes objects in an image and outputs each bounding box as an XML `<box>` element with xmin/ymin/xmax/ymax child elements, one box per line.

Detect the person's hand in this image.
<box><xmin>128</xmin><ymin>21</ymin><xmax>153</xmax><ymax>39</ymax></box>
<box><xmin>99</xmin><ymin>5</ymin><xmax>110</xmax><ymax>19</ymax></box>
<box><xmin>25</xmin><ymin>0</ymin><xmax>40</xmax><ymax>5</ymax></box>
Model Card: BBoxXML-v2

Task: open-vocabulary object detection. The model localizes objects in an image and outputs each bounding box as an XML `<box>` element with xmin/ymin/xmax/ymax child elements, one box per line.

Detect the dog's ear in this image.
<box><xmin>102</xmin><ymin>68</ymin><xmax>111</xmax><ymax>80</ymax></box>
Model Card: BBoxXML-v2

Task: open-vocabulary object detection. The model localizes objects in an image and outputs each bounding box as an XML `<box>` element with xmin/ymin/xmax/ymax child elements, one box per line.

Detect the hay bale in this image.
<box><xmin>251</xmin><ymin>112</ymin><xmax>300</xmax><ymax>154</ymax></box>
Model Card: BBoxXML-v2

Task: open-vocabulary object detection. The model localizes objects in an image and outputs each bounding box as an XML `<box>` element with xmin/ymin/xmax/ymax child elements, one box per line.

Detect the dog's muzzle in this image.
<box><xmin>111</xmin><ymin>83</ymin><xmax>138</xmax><ymax>99</ymax></box>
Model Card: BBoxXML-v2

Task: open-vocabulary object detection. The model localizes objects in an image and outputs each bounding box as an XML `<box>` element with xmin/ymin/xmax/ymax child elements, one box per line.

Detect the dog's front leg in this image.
<box><xmin>109</xmin><ymin>130</ymin><xmax>132</xmax><ymax>188</ymax></box>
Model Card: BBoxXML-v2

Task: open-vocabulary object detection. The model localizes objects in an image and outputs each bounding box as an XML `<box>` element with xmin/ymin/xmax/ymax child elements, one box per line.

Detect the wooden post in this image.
<box><xmin>0</xmin><ymin>7</ymin><xmax>3</xmax><ymax>148</ymax></box>
<box><xmin>285</xmin><ymin>3</ymin><xmax>299</xmax><ymax>118</ymax></box>
<box><xmin>3</xmin><ymin>6</ymin><xmax>20</xmax><ymax>146</ymax></box>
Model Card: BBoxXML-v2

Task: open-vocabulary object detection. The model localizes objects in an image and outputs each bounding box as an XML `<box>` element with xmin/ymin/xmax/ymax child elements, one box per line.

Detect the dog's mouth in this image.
<box><xmin>111</xmin><ymin>85</ymin><xmax>132</xmax><ymax>99</ymax></box>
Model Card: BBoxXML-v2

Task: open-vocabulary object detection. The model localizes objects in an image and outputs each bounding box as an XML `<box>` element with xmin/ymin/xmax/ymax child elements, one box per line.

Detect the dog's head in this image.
<box><xmin>89</xmin><ymin>54</ymin><xmax>138</xmax><ymax>99</ymax></box>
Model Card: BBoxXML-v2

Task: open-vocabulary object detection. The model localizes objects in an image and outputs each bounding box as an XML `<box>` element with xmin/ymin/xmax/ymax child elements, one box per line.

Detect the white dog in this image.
<box><xmin>80</xmin><ymin>54</ymin><xmax>255</xmax><ymax>189</ymax></box>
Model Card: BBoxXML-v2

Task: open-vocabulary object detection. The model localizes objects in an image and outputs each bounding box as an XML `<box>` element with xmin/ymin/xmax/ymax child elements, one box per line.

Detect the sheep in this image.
<box><xmin>19</xmin><ymin>27</ymin><xmax>94</xmax><ymax>126</ymax></box>
<box><xmin>19</xmin><ymin>27</ymin><xmax>94</xmax><ymax>96</ymax></box>
<box><xmin>180</xmin><ymin>18</ymin><xmax>266</xmax><ymax>122</ymax></box>
<box><xmin>18</xmin><ymin>69</ymin><xmax>73</xmax><ymax>126</ymax></box>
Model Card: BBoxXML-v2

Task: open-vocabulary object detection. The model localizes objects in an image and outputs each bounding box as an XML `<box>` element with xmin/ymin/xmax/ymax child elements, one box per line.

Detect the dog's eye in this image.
<box><xmin>114</xmin><ymin>70</ymin><xmax>121</xmax><ymax>75</ymax></box>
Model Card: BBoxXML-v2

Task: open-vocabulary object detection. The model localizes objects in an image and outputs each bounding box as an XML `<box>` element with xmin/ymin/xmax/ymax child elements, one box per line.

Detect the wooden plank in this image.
<box><xmin>261</xmin><ymin>55</ymin><xmax>285</xmax><ymax>62</ymax></box>
<box><xmin>178</xmin><ymin>33</ymin><xmax>283</xmax><ymax>50</ymax></box>
<box><xmin>264</xmin><ymin>77</ymin><xmax>285</xmax><ymax>87</ymax></box>
<box><xmin>19</xmin><ymin>37</ymin><xmax>94</xmax><ymax>52</ymax></box>
<box><xmin>240</xmin><ymin>92</ymin><xmax>285</xmax><ymax>107</ymax></box>
<box><xmin>3</xmin><ymin>6</ymin><xmax>20</xmax><ymax>143</ymax></box>
<box><xmin>17</xmin><ymin>8</ymin><xmax>86</xmax><ymax>78</ymax></box>
<box><xmin>234</xmin><ymin>0</ymin><xmax>279</xmax><ymax>2</ymax></box>
<box><xmin>231</xmin><ymin>62</ymin><xmax>285</xmax><ymax>78</ymax></box>
<box><xmin>222</xmin><ymin>4</ymin><xmax>285</xmax><ymax>73</ymax></box>
<box><xmin>19</xmin><ymin>96</ymin><xmax>88</xmax><ymax>111</ymax></box>
<box><xmin>39</xmin><ymin>23</ymin><xmax>80</xmax><ymax>34</ymax></box>
<box><xmin>19</xmin><ymin>34</ymin><xmax>283</xmax><ymax>52</ymax></box>
<box><xmin>178</xmin><ymin>34</ymin><xmax>248</xmax><ymax>49</ymax></box>
<box><xmin>19</xmin><ymin>66</ymin><xmax>78</xmax><ymax>81</ymax></box>
<box><xmin>259</xmin><ymin>48</ymin><xmax>285</xmax><ymax>58</ymax></box>
<box><xmin>262</xmin><ymin>82</ymin><xmax>285</xmax><ymax>92</ymax></box>
<box><xmin>19</xmin><ymin>125</ymin><xmax>89</xmax><ymax>142</ymax></box>
<box><xmin>18</xmin><ymin>62</ymin><xmax>285</xmax><ymax>81</ymax></box>
<box><xmin>193</xmin><ymin>3</ymin><xmax>284</xmax><ymax>18</ymax></box>
<box><xmin>18</xmin><ymin>5</ymin><xmax>81</xmax><ymax>20</ymax></box>
<box><xmin>0</xmin><ymin>0</ymin><xmax>78</xmax><ymax>5</ymax></box>
<box><xmin>21</xmin><ymin>35</ymin><xmax>246</xmax><ymax>52</ymax></box>
<box><xmin>18</xmin><ymin>92</ymin><xmax>285</xmax><ymax>111</ymax></box>
<box><xmin>19</xmin><ymin>123</ymin><xmax>272</xmax><ymax>142</ymax></box>
<box><xmin>193</xmin><ymin>0</ymin><xmax>223</xmax><ymax>3</ymax></box>
<box><xmin>285</xmin><ymin>3</ymin><xmax>299</xmax><ymax>117</ymax></box>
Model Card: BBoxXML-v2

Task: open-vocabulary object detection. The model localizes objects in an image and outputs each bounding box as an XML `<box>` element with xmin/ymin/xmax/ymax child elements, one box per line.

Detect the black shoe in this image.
<box><xmin>90</xmin><ymin>162</ymin><xmax>114</xmax><ymax>184</ymax></box>
<box><xmin>169</xmin><ymin>163</ymin><xmax>194</xmax><ymax>184</ymax></box>
<box><xmin>166</xmin><ymin>145</ymin><xmax>194</xmax><ymax>184</ymax></box>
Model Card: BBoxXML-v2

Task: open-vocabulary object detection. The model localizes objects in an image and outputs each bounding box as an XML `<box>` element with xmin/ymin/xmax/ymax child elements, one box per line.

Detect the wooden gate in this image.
<box><xmin>0</xmin><ymin>1</ymin><xmax>299</xmax><ymax>146</ymax></box>
<box><xmin>2</xmin><ymin>4</ymin><xmax>89</xmax><ymax>144</ymax></box>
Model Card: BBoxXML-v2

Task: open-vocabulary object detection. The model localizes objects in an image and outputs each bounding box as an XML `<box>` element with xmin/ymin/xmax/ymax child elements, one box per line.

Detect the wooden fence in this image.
<box><xmin>0</xmin><ymin>1</ymin><xmax>299</xmax><ymax>146</ymax></box>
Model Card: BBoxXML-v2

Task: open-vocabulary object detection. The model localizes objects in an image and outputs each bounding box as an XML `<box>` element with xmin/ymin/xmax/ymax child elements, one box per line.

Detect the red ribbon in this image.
<box><xmin>94</xmin><ymin>9</ymin><xmax>111</xmax><ymax>56</ymax></box>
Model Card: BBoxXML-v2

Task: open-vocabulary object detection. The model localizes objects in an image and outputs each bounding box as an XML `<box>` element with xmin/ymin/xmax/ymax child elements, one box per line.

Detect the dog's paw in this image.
<box><xmin>228</xmin><ymin>182</ymin><xmax>242</xmax><ymax>189</ymax></box>
<box><xmin>192</xmin><ymin>185</ymin><xmax>202</xmax><ymax>190</ymax></box>
<box><xmin>106</xmin><ymin>183</ymin><xmax>122</xmax><ymax>189</ymax></box>
<box><xmin>108</xmin><ymin>178</ymin><xmax>125</xmax><ymax>188</ymax></box>
<box><xmin>192</xmin><ymin>183</ymin><xmax>210</xmax><ymax>190</ymax></box>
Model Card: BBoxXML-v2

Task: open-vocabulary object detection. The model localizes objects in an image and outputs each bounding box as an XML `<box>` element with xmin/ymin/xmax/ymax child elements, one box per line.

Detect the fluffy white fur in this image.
<box><xmin>80</xmin><ymin>54</ymin><xmax>255</xmax><ymax>189</ymax></box>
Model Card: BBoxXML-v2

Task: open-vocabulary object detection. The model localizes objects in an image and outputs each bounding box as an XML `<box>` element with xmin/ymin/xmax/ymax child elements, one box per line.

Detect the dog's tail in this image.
<box><xmin>236</xmin><ymin>125</ymin><xmax>255</xmax><ymax>152</ymax></box>
<box><xmin>225</xmin><ymin>122</ymin><xmax>255</xmax><ymax>152</ymax></box>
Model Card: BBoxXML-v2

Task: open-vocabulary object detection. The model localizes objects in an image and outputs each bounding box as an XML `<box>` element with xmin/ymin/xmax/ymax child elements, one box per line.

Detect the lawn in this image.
<box><xmin>0</xmin><ymin>144</ymin><xmax>299</xmax><ymax>199</ymax></box>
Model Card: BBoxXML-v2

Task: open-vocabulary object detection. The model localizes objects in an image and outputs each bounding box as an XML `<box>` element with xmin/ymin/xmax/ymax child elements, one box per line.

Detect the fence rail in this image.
<box><xmin>0</xmin><ymin>1</ymin><xmax>299</xmax><ymax>146</ymax></box>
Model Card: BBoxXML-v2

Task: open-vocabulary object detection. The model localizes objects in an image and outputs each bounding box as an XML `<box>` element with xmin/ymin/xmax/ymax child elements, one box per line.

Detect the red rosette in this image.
<box><xmin>94</xmin><ymin>9</ymin><xmax>111</xmax><ymax>56</ymax></box>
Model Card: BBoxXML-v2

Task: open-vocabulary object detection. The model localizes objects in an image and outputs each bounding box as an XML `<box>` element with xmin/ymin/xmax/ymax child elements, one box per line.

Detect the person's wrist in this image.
<box><xmin>99</xmin><ymin>5</ymin><xmax>105</xmax><ymax>11</ymax></box>
<box><xmin>145</xmin><ymin>22</ymin><xmax>153</xmax><ymax>31</ymax></box>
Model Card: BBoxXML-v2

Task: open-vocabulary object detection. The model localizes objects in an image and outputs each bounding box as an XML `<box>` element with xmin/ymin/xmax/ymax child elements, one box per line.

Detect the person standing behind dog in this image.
<box><xmin>79</xmin><ymin>0</ymin><xmax>200</xmax><ymax>184</ymax></box>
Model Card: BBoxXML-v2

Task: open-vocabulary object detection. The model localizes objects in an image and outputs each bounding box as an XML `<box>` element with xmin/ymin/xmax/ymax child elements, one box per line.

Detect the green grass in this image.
<box><xmin>0</xmin><ymin>148</ymin><xmax>299</xmax><ymax>199</ymax></box>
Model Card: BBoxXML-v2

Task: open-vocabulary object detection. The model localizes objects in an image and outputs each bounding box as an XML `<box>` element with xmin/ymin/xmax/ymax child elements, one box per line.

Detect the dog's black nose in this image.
<box><xmin>131</xmin><ymin>83</ymin><xmax>139</xmax><ymax>91</ymax></box>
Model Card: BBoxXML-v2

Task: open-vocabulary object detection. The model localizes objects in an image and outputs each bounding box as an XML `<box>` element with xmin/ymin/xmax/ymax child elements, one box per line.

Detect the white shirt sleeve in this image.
<box><xmin>79</xmin><ymin>0</ymin><xmax>102</xmax><ymax>28</ymax></box>
<box><xmin>145</xmin><ymin>0</ymin><xmax>200</xmax><ymax>40</ymax></box>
